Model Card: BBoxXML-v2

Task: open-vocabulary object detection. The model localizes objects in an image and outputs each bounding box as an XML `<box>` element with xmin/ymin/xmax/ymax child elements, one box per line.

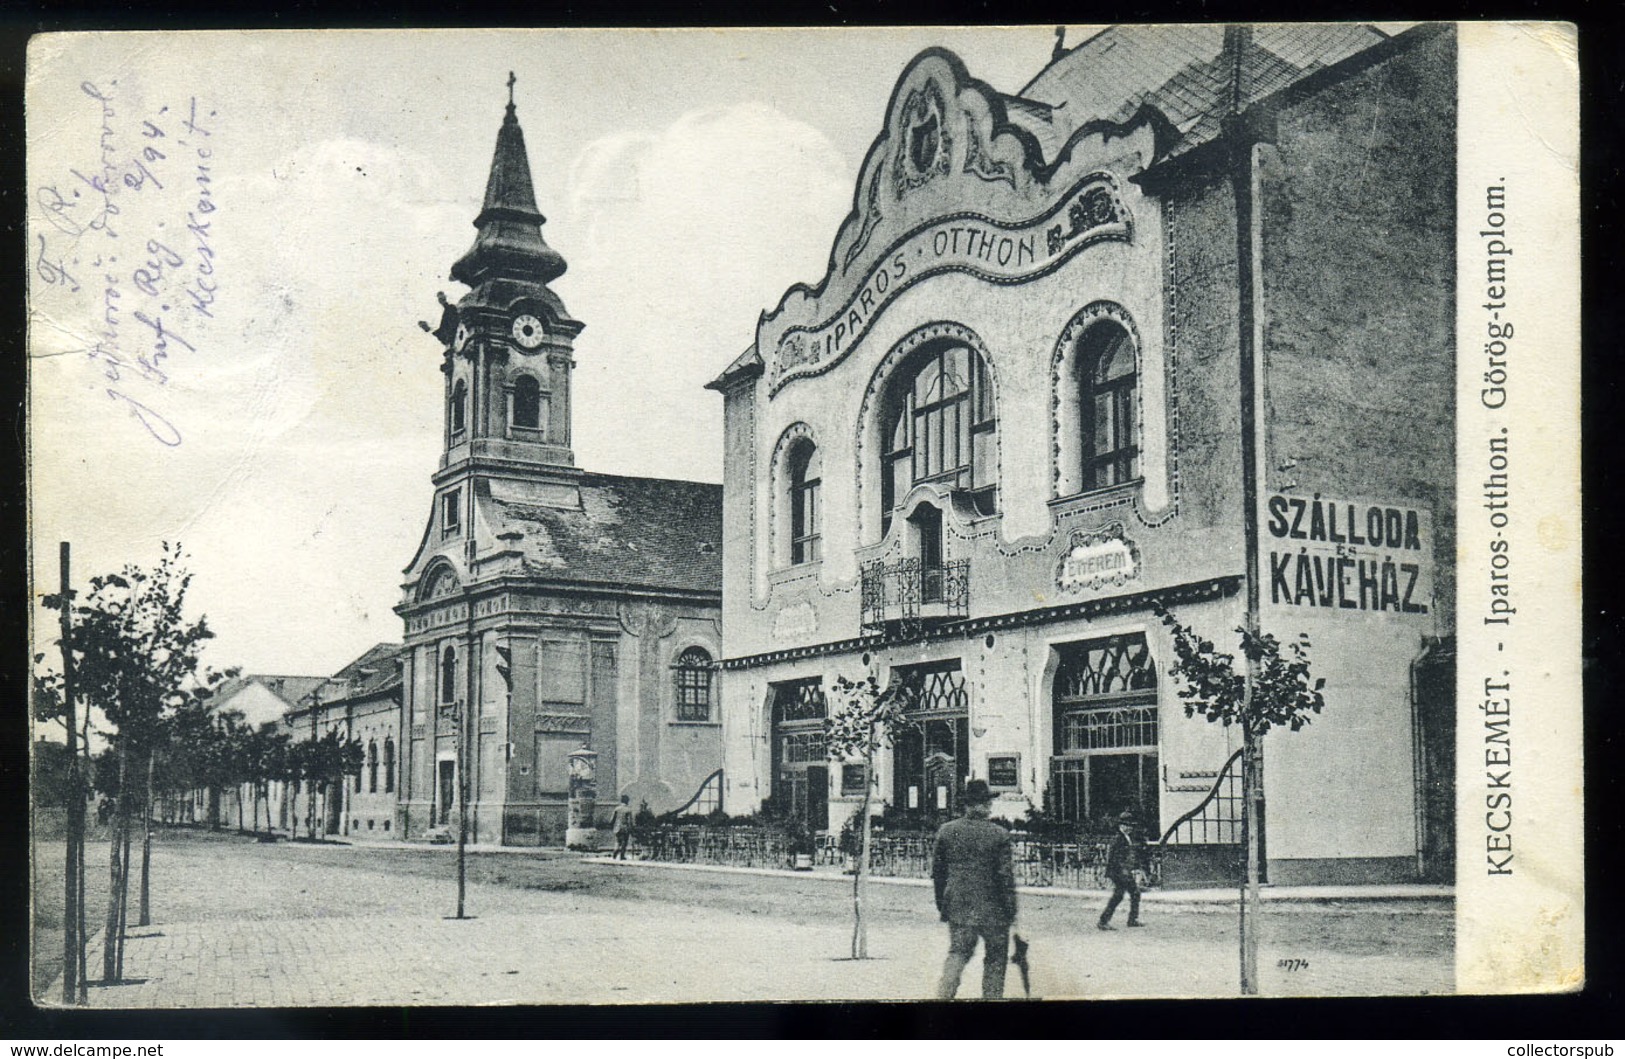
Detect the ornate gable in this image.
<box><xmin>757</xmin><ymin>48</ymin><xmax>1166</xmax><ymax>397</ymax></box>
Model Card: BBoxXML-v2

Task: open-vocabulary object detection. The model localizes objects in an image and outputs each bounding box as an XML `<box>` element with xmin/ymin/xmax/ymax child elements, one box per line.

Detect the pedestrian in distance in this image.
<box><xmin>932</xmin><ymin>778</ymin><xmax>1017</xmax><ymax>999</ymax></box>
<box><xmin>608</xmin><ymin>794</ymin><xmax>635</xmax><ymax>860</ymax></box>
<box><xmin>1098</xmin><ymin>810</ymin><xmax>1145</xmax><ymax>930</ymax></box>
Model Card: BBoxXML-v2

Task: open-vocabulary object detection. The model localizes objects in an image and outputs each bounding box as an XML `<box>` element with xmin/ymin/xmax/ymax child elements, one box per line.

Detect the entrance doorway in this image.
<box><xmin>770</xmin><ymin>679</ymin><xmax>830</xmax><ymax>831</ymax></box>
<box><xmin>437</xmin><ymin>759</ymin><xmax>455</xmax><ymax>825</ymax></box>
<box><xmin>890</xmin><ymin>661</ymin><xmax>969</xmax><ymax>824</ymax></box>
<box><xmin>1050</xmin><ymin>634</ymin><xmax>1160</xmax><ymax>832</ymax></box>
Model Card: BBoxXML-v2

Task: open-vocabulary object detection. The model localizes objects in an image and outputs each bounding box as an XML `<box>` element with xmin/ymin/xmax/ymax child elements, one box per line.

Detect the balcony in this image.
<box><xmin>860</xmin><ymin>557</ymin><xmax>970</xmax><ymax>636</ymax></box>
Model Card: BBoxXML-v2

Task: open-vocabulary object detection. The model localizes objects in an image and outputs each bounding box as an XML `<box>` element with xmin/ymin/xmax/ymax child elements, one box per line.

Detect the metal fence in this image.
<box><xmin>636</xmin><ymin>825</ymin><xmax>1163</xmax><ymax>890</ymax></box>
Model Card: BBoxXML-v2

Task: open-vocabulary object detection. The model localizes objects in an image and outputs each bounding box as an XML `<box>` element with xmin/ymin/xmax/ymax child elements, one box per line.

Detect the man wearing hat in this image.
<box><xmin>932</xmin><ymin>778</ymin><xmax>1017</xmax><ymax>999</ymax></box>
<box><xmin>1098</xmin><ymin>810</ymin><xmax>1146</xmax><ymax>930</ymax></box>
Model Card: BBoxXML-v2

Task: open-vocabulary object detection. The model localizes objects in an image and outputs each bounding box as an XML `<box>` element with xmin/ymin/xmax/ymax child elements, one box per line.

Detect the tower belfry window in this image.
<box><xmin>441</xmin><ymin>489</ymin><xmax>462</xmax><ymax>538</ymax></box>
<box><xmin>512</xmin><ymin>374</ymin><xmax>545</xmax><ymax>431</ymax></box>
<box><xmin>450</xmin><ymin>380</ymin><xmax>467</xmax><ymax>437</ymax></box>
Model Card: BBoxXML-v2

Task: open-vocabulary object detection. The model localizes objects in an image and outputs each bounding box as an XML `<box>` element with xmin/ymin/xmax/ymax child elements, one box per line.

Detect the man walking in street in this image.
<box><xmin>609</xmin><ymin>794</ymin><xmax>635</xmax><ymax>860</ymax></box>
<box><xmin>1098</xmin><ymin>810</ymin><xmax>1145</xmax><ymax>930</ymax></box>
<box><xmin>932</xmin><ymin>778</ymin><xmax>1017</xmax><ymax>999</ymax></box>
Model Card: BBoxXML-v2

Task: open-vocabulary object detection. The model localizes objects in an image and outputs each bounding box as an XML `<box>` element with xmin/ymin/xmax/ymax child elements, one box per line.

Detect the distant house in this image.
<box><xmin>210</xmin><ymin>674</ymin><xmax>325</xmax><ymax>831</ymax></box>
<box><xmin>284</xmin><ymin>643</ymin><xmax>404</xmax><ymax>840</ymax></box>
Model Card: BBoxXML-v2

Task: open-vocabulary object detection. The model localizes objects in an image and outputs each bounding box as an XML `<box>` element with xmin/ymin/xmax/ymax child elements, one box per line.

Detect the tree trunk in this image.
<box><xmin>852</xmin><ymin>768</ymin><xmax>874</xmax><ymax>959</ymax></box>
<box><xmin>102</xmin><ymin>745</ymin><xmax>127</xmax><ymax>983</ymax></box>
<box><xmin>139</xmin><ymin>751</ymin><xmax>154</xmax><ymax>927</ymax></box>
<box><xmin>115</xmin><ymin>808</ymin><xmax>133</xmax><ymax>980</ymax></box>
<box><xmin>1238</xmin><ymin>671</ymin><xmax>1261</xmax><ymax>996</ymax></box>
<box><xmin>307</xmin><ymin>775</ymin><xmax>317</xmax><ymax>842</ymax></box>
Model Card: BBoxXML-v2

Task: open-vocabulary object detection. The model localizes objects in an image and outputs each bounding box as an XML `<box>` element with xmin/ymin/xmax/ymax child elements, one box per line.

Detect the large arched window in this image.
<box><xmin>367</xmin><ymin>740</ymin><xmax>379</xmax><ymax>794</ymax></box>
<box><xmin>511</xmin><ymin>374</ymin><xmax>545</xmax><ymax>431</ymax></box>
<box><xmin>673</xmin><ymin>647</ymin><xmax>713</xmax><ymax>722</ymax></box>
<box><xmin>1078</xmin><ymin>322</ymin><xmax>1138</xmax><ymax>489</ymax></box>
<box><xmin>881</xmin><ymin>342</ymin><xmax>996</xmax><ymax>532</ymax></box>
<box><xmin>439</xmin><ymin>645</ymin><xmax>458</xmax><ymax>705</ymax></box>
<box><xmin>450</xmin><ymin>379</ymin><xmax>467</xmax><ymax>436</ymax></box>
<box><xmin>383</xmin><ymin>737</ymin><xmax>396</xmax><ymax>794</ymax></box>
<box><xmin>788</xmin><ymin>438</ymin><xmax>821</xmax><ymax>565</ymax></box>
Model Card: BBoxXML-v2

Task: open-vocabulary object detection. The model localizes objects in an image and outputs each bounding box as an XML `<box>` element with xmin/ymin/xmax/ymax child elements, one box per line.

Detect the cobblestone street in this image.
<box><xmin>35</xmin><ymin>828</ymin><xmax>1453</xmax><ymax>1007</ymax></box>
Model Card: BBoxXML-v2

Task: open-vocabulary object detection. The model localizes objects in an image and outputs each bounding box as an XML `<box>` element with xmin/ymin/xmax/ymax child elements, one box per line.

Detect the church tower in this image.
<box><xmin>432</xmin><ymin>73</ymin><xmax>582</xmax><ymax>489</ymax></box>
<box><xmin>396</xmin><ymin>78</ymin><xmax>724</xmax><ymax>847</ymax></box>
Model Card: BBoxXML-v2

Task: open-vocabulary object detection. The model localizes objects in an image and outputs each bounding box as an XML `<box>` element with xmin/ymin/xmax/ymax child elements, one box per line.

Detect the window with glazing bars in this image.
<box><xmin>773</xmin><ymin>678</ymin><xmax>827</xmax><ymax>723</ymax></box>
<box><xmin>1053</xmin><ymin>634</ymin><xmax>1158</xmax><ymax>755</ymax></box>
<box><xmin>895</xmin><ymin>661</ymin><xmax>968</xmax><ymax>714</ymax></box>
<box><xmin>1078</xmin><ymin>322</ymin><xmax>1139</xmax><ymax>490</ymax></box>
<box><xmin>673</xmin><ymin>647</ymin><xmax>713</xmax><ymax>722</ymax></box>
<box><xmin>882</xmin><ymin>344</ymin><xmax>997</xmax><ymax>530</ymax></box>
<box><xmin>789</xmin><ymin>439</ymin><xmax>821</xmax><ymax>564</ymax></box>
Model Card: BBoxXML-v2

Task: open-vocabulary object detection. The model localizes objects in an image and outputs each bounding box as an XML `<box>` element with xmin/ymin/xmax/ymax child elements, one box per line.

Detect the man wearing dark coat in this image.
<box><xmin>1097</xmin><ymin>810</ymin><xmax>1145</xmax><ymax>929</ymax></box>
<box><xmin>932</xmin><ymin>778</ymin><xmax>1017</xmax><ymax>999</ymax></box>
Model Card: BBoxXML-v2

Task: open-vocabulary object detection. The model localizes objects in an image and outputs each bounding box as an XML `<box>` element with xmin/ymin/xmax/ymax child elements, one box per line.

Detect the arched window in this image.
<box><xmin>788</xmin><ymin>438</ymin><xmax>821</xmax><ymax>564</ymax></box>
<box><xmin>440</xmin><ymin>645</ymin><xmax>457</xmax><ymax>705</ymax></box>
<box><xmin>1078</xmin><ymin>322</ymin><xmax>1138</xmax><ymax>489</ymax></box>
<box><xmin>673</xmin><ymin>647</ymin><xmax>713</xmax><ymax>722</ymax></box>
<box><xmin>450</xmin><ymin>380</ymin><xmax>467</xmax><ymax>436</ymax></box>
<box><xmin>881</xmin><ymin>342</ymin><xmax>996</xmax><ymax>532</ymax></box>
<box><xmin>383</xmin><ymin>737</ymin><xmax>396</xmax><ymax>794</ymax></box>
<box><xmin>512</xmin><ymin>374</ymin><xmax>544</xmax><ymax>431</ymax></box>
<box><xmin>367</xmin><ymin>740</ymin><xmax>379</xmax><ymax>794</ymax></box>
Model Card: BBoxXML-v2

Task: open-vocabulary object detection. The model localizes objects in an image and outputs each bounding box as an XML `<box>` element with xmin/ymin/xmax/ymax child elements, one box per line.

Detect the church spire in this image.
<box><xmin>450</xmin><ymin>74</ymin><xmax>568</xmax><ymax>288</ymax></box>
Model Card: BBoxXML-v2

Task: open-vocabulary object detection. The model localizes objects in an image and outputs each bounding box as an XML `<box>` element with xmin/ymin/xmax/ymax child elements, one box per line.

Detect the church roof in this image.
<box><xmin>483</xmin><ymin>472</ymin><xmax>722</xmax><ymax>596</ymax></box>
<box><xmin>451</xmin><ymin>87</ymin><xmax>568</xmax><ymax>288</ymax></box>
<box><xmin>1020</xmin><ymin>23</ymin><xmax>1388</xmax><ymax>160</ymax></box>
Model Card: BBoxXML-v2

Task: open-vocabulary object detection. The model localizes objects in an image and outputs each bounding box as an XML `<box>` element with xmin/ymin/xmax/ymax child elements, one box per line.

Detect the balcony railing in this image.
<box><xmin>860</xmin><ymin>557</ymin><xmax>970</xmax><ymax>635</ymax></box>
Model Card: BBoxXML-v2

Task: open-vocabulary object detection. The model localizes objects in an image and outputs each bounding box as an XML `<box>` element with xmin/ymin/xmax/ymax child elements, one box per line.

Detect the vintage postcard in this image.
<box><xmin>25</xmin><ymin>22</ymin><xmax>1580</xmax><ymax>1007</ymax></box>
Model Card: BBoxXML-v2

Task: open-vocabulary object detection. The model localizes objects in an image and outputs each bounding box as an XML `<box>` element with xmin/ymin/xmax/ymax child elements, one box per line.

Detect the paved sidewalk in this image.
<box><xmin>40</xmin><ymin>834</ymin><xmax>1452</xmax><ymax>1008</ymax></box>
<box><xmin>579</xmin><ymin>855</ymin><xmax>1454</xmax><ymax>905</ymax></box>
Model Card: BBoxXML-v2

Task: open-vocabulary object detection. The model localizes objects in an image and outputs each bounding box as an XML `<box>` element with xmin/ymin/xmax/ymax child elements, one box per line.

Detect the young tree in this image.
<box><xmin>824</xmin><ymin>673</ymin><xmax>916</xmax><ymax>960</ymax></box>
<box><xmin>1154</xmin><ymin>602</ymin><xmax>1326</xmax><ymax>995</ymax></box>
<box><xmin>41</xmin><ymin>544</ymin><xmax>217</xmax><ymax>983</ymax></box>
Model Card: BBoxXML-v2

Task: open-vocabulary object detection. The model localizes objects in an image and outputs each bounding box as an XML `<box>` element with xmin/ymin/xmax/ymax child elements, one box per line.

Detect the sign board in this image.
<box><xmin>766</xmin><ymin>174</ymin><xmax>1131</xmax><ymax>392</ymax></box>
<box><xmin>1263</xmin><ymin>493</ymin><xmax>1433</xmax><ymax>616</ymax></box>
<box><xmin>1056</xmin><ymin>523</ymin><xmax>1140</xmax><ymax>592</ymax></box>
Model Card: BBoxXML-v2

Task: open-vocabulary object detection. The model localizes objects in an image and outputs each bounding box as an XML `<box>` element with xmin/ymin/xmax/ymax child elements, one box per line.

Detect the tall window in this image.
<box><xmin>441</xmin><ymin>489</ymin><xmax>461</xmax><ymax>538</ymax></box>
<box><xmin>882</xmin><ymin>343</ymin><xmax>997</xmax><ymax>532</ymax></box>
<box><xmin>788</xmin><ymin>438</ymin><xmax>821</xmax><ymax>564</ymax></box>
<box><xmin>512</xmin><ymin>374</ymin><xmax>544</xmax><ymax>431</ymax></box>
<box><xmin>1079</xmin><ymin>322</ymin><xmax>1139</xmax><ymax>489</ymax></box>
<box><xmin>450</xmin><ymin>379</ymin><xmax>467</xmax><ymax>436</ymax></box>
<box><xmin>383</xmin><ymin>737</ymin><xmax>396</xmax><ymax>793</ymax></box>
<box><xmin>367</xmin><ymin>740</ymin><xmax>379</xmax><ymax>794</ymax></box>
<box><xmin>673</xmin><ymin>647</ymin><xmax>713</xmax><ymax>722</ymax></box>
<box><xmin>440</xmin><ymin>645</ymin><xmax>458</xmax><ymax>705</ymax></box>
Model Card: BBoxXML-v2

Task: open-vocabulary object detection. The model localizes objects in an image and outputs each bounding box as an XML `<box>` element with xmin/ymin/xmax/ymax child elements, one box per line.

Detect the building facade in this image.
<box><xmin>711</xmin><ymin>25</ymin><xmax>1455</xmax><ymax>884</ymax></box>
<box><xmin>284</xmin><ymin>642</ymin><xmax>404</xmax><ymax>840</ymax></box>
<box><xmin>395</xmin><ymin>86</ymin><xmax>725</xmax><ymax>846</ymax></box>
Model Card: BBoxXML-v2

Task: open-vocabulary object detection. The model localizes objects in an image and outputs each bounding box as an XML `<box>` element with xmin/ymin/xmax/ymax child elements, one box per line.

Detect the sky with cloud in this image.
<box><xmin>27</xmin><ymin>27</ymin><xmax>1093</xmax><ymax>677</ymax></box>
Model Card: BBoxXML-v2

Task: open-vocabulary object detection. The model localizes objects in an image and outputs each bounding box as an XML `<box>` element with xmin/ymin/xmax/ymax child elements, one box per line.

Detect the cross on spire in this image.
<box><xmin>507</xmin><ymin>71</ymin><xmax>516</xmax><ymax>109</ymax></box>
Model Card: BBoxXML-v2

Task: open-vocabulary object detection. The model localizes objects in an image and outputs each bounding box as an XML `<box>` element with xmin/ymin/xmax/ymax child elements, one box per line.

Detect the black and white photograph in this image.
<box><xmin>23</xmin><ymin>22</ymin><xmax>1581</xmax><ymax>1009</ymax></box>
